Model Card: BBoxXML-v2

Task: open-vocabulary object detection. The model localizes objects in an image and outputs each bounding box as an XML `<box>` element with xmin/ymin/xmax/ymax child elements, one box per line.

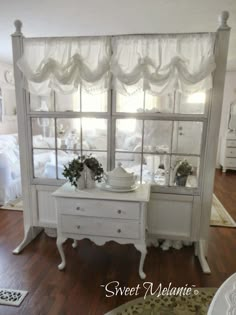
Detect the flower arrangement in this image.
<box><xmin>62</xmin><ymin>154</ymin><xmax>104</xmax><ymax>188</ymax></box>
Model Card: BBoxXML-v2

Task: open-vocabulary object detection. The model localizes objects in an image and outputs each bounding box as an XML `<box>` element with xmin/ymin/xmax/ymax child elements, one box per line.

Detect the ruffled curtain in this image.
<box><xmin>17</xmin><ymin>36</ymin><xmax>111</xmax><ymax>95</ymax></box>
<box><xmin>111</xmin><ymin>33</ymin><xmax>216</xmax><ymax>95</ymax></box>
<box><xmin>17</xmin><ymin>33</ymin><xmax>216</xmax><ymax>96</ymax></box>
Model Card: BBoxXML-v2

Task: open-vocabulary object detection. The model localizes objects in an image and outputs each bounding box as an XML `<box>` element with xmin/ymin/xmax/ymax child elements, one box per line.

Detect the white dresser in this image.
<box><xmin>52</xmin><ymin>183</ymin><xmax>151</xmax><ymax>279</ymax></box>
<box><xmin>220</xmin><ymin>131</ymin><xmax>236</xmax><ymax>172</ymax></box>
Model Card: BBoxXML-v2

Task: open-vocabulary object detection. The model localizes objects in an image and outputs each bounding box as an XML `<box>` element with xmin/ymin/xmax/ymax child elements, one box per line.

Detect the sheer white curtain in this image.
<box><xmin>17</xmin><ymin>33</ymin><xmax>216</xmax><ymax>96</ymax></box>
<box><xmin>17</xmin><ymin>36</ymin><xmax>111</xmax><ymax>95</ymax></box>
<box><xmin>111</xmin><ymin>33</ymin><xmax>216</xmax><ymax>95</ymax></box>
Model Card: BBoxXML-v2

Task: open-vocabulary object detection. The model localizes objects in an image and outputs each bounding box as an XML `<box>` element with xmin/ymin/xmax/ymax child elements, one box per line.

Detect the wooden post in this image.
<box><xmin>196</xmin><ymin>11</ymin><xmax>231</xmax><ymax>273</ymax></box>
<box><xmin>11</xmin><ymin>20</ymin><xmax>42</xmax><ymax>254</ymax></box>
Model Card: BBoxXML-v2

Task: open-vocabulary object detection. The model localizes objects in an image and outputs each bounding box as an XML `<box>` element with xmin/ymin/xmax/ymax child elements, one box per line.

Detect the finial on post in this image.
<box><xmin>218</xmin><ymin>11</ymin><xmax>230</xmax><ymax>29</ymax></box>
<box><xmin>13</xmin><ymin>20</ymin><xmax>23</xmax><ymax>36</ymax></box>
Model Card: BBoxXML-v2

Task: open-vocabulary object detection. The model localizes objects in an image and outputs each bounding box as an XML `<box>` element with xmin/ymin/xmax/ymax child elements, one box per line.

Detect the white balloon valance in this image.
<box><xmin>111</xmin><ymin>34</ymin><xmax>216</xmax><ymax>95</ymax></box>
<box><xmin>17</xmin><ymin>33</ymin><xmax>216</xmax><ymax>96</ymax></box>
<box><xmin>17</xmin><ymin>36</ymin><xmax>111</xmax><ymax>95</ymax></box>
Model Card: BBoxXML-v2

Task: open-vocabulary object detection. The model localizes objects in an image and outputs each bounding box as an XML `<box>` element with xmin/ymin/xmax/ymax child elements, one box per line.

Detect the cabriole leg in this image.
<box><xmin>56</xmin><ymin>237</ymin><xmax>66</xmax><ymax>270</ymax></box>
<box><xmin>135</xmin><ymin>244</ymin><xmax>147</xmax><ymax>279</ymax></box>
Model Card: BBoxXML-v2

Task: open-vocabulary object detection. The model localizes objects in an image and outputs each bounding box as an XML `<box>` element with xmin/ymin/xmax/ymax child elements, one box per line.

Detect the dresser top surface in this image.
<box><xmin>52</xmin><ymin>182</ymin><xmax>151</xmax><ymax>202</ymax></box>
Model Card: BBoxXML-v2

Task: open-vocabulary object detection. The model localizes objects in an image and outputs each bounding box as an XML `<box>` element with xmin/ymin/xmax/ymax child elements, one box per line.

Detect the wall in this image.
<box><xmin>216</xmin><ymin>71</ymin><xmax>236</xmax><ymax>166</ymax></box>
<box><xmin>0</xmin><ymin>61</ymin><xmax>17</xmax><ymax>135</ymax></box>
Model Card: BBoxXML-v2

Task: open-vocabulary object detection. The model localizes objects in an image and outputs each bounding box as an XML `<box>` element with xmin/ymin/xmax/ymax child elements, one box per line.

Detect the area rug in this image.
<box><xmin>211</xmin><ymin>194</ymin><xmax>236</xmax><ymax>227</ymax></box>
<box><xmin>0</xmin><ymin>197</ymin><xmax>23</xmax><ymax>211</ymax></box>
<box><xmin>105</xmin><ymin>288</ymin><xmax>216</xmax><ymax>315</ymax></box>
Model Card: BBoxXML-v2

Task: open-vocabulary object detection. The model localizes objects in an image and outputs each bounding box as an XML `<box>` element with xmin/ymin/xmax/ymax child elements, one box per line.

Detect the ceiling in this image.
<box><xmin>0</xmin><ymin>0</ymin><xmax>236</xmax><ymax>70</ymax></box>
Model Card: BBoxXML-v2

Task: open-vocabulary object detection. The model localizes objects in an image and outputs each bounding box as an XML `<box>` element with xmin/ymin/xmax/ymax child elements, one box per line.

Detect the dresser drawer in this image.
<box><xmin>224</xmin><ymin>158</ymin><xmax>236</xmax><ymax>168</ymax></box>
<box><xmin>226</xmin><ymin>147</ymin><xmax>236</xmax><ymax>157</ymax></box>
<box><xmin>56</xmin><ymin>198</ymin><xmax>140</xmax><ymax>220</ymax></box>
<box><xmin>61</xmin><ymin>215</ymin><xmax>140</xmax><ymax>239</ymax></box>
<box><xmin>226</xmin><ymin>140</ymin><xmax>236</xmax><ymax>148</ymax></box>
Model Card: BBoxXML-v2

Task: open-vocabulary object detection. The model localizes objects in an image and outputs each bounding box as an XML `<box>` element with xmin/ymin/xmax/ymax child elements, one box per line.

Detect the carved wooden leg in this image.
<box><xmin>72</xmin><ymin>240</ymin><xmax>78</xmax><ymax>248</ymax></box>
<box><xmin>135</xmin><ymin>244</ymin><xmax>147</xmax><ymax>279</ymax></box>
<box><xmin>13</xmin><ymin>226</ymin><xmax>43</xmax><ymax>254</ymax></box>
<box><xmin>222</xmin><ymin>167</ymin><xmax>227</xmax><ymax>173</ymax></box>
<box><xmin>56</xmin><ymin>237</ymin><xmax>66</xmax><ymax>270</ymax></box>
<box><xmin>196</xmin><ymin>240</ymin><xmax>211</xmax><ymax>274</ymax></box>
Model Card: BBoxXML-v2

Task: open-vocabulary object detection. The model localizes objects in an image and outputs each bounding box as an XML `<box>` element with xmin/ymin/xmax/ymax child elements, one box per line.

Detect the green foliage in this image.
<box><xmin>176</xmin><ymin>159</ymin><xmax>192</xmax><ymax>177</ymax></box>
<box><xmin>62</xmin><ymin>154</ymin><xmax>104</xmax><ymax>187</ymax></box>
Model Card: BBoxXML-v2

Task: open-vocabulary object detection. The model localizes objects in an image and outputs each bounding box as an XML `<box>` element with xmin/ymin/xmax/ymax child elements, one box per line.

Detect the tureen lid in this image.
<box><xmin>108</xmin><ymin>163</ymin><xmax>134</xmax><ymax>178</ymax></box>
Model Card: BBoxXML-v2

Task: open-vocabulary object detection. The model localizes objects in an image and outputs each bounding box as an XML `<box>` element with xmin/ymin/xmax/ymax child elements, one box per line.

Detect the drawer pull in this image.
<box><xmin>76</xmin><ymin>206</ymin><xmax>80</xmax><ymax>211</ymax></box>
<box><xmin>117</xmin><ymin>229</ymin><xmax>121</xmax><ymax>233</ymax></box>
<box><xmin>77</xmin><ymin>225</ymin><xmax>80</xmax><ymax>229</ymax></box>
<box><xmin>117</xmin><ymin>209</ymin><xmax>122</xmax><ymax>214</ymax></box>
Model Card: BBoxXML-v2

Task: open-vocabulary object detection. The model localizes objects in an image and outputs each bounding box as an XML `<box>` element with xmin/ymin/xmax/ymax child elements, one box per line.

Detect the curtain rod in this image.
<box><xmin>24</xmin><ymin>32</ymin><xmax>216</xmax><ymax>41</ymax></box>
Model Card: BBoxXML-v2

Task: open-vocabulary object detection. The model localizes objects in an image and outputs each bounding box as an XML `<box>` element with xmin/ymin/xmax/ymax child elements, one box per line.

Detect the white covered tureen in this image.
<box><xmin>104</xmin><ymin>163</ymin><xmax>137</xmax><ymax>188</ymax></box>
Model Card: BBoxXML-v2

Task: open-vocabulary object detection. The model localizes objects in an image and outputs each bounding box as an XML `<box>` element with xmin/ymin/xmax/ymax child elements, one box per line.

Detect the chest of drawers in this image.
<box><xmin>52</xmin><ymin>183</ymin><xmax>150</xmax><ymax>279</ymax></box>
<box><xmin>220</xmin><ymin>131</ymin><xmax>236</xmax><ymax>172</ymax></box>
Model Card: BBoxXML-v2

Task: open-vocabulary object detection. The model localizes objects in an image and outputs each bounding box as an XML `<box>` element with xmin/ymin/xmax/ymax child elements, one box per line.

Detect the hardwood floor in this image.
<box><xmin>0</xmin><ymin>169</ymin><xmax>235</xmax><ymax>314</ymax></box>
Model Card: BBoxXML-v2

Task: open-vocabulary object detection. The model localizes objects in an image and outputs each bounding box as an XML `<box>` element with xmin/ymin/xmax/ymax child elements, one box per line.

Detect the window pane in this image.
<box><xmin>143</xmin><ymin>154</ymin><xmax>170</xmax><ymax>185</ymax></box>
<box><xmin>170</xmin><ymin>155</ymin><xmax>200</xmax><ymax>188</ymax></box>
<box><xmin>116</xmin><ymin>91</ymin><xmax>144</xmax><ymax>113</ymax></box>
<box><xmin>31</xmin><ymin>118</ymin><xmax>55</xmax><ymax>148</ymax></box>
<box><xmin>115</xmin><ymin>153</ymin><xmax>142</xmax><ymax>182</ymax></box>
<box><xmin>33</xmin><ymin>149</ymin><xmax>55</xmax><ymax>178</ymax></box>
<box><xmin>55</xmin><ymin>91</ymin><xmax>80</xmax><ymax>112</ymax></box>
<box><xmin>172</xmin><ymin>121</ymin><xmax>203</xmax><ymax>155</ymax></box>
<box><xmin>56</xmin><ymin>118</ymin><xmax>80</xmax><ymax>150</ymax></box>
<box><xmin>30</xmin><ymin>94</ymin><xmax>54</xmax><ymax>111</ymax></box>
<box><xmin>81</xmin><ymin>89</ymin><xmax>107</xmax><ymax>112</ymax></box>
<box><xmin>82</xmin><ymin>118</ymin><xmax>107</xmax><ymax>150</ymax></box>
<box><xmin>145</xmin><ymin>93</ymin><xmax>174</xmax><ymax>113</ymax></box>
<box><xmin>143</xmin><ymin>120</ymin><xmax>172</xmax><ymax>153</ymax></box>
<box><xmin>57</xmin><ymin>150</ymin><xmax>78</xmax><ymax>179</ymax></box>
<box><xmin>116</xmin><ymin>119</ymin><xmax>142</xmax><ymax>152</ymax></box>
<box><xmin>175</xmin><ymin>92</ymin><xmax>206</xmax><ymax>114</ymax></box>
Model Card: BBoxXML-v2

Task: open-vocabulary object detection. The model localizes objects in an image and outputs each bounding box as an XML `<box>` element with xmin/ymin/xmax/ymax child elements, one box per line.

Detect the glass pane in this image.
<box><xmin>143</xmin><ymin>154</ymin><xmax>170</xmax><ymax>185</ymax></box>
<box><xmin>116</xmin><ymin>92</ymin><xmax>144</xmax><ymax>113</ymax></box>
<box><xmin>56</xmin><ymin>118</ymin><xmax>81</xmax><ymax>150</ymax></box>
<box><xmin>170</xmin><ymin>155</ymin><xmax>200</xmax><ymax>188</ymax></box>
<box><xmin>33</xmin><ymin>149</ymin><xmax>56</xmax><ymax>178</ymax></box>
<box><xmin>82</xmin><ymin>118</ymin><xmax>107</xmax><ymax>150</ymax></box>
<box><xmin>175</xmin><ymin>92</ymin><xmax>206</xmax><ymax>114</ymax></box>
<box><xmin>143</xmin><ymin>120</ymin><xmax>172</xmax><ymax>153</ymax></box>
<box><xmin>116</xmin><ymin>119</ymin><xmax>142</xmax><ymax>152</ymax></box>
<box><xmin>172</xmin><ymin>121</ymin><xmax>203</xmax><ymax>155</ymax></box>
<box><xmin>145</xmin><ymin>93</ymin><xmax>174</xmax><ymax>113</ymax></box>
<box><xmin>30</xmin><ymin>94</ymin><xmax>54</xmax><ymax>112</ymax></box>
<box><xmin>57</xmin><ymin>150</ymin><xmax>78</xmax><ymax>179</ymax></box>
<box><xmin>83</xmin><ymin>151</ymin><xmax>108</xmax><ymax>171</ymax></box>
<box><xmin>32</xmin><ymin>118</ymin><xmax>55</xmax><ymax>148</ymax></box>
<box><xmin>115</xmin><ymin>153</ymin><xmax>142</xmax><ymax>182</ymax></box>
<box><xmin>81</xmin><ymin>89</ymin><xmax>107</xmax><ymax>112</ymax></box>
<box><xmin>55</xmin><ymin>91</ymin><xmax>80</xmax><ymax>112</ymax></box>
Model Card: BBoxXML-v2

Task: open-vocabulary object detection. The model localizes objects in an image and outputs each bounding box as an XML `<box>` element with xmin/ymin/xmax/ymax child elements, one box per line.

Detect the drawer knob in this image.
<box><xmin>117</xmin><ymin>229</ymin><xmax>121</xmax><ymax>233</ymax></box>
<box><xmin>117</xmin><ymin>209</ymin><xmax>122</xmax><ymax>214</ymax></box>
<box><xmin>76</xmin><ymin>206</ymin><xmax>80</xmax><ymax>210</ymax></box>
<box><xmin>77</xmin><ymin>225</ymin><xmax>80</xmax><ymax>229</ymax></box>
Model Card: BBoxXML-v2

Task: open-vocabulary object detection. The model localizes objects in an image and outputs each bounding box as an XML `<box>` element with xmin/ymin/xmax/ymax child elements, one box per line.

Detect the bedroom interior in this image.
<box><xmin>0</xmin><ymin>1</ymin><xmax>236</xmax><ymax>314</ymax></box>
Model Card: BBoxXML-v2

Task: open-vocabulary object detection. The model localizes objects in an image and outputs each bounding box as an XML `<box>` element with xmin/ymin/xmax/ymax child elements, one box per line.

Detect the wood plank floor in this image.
<box><xmin>0</xmin><ymin>169</ymin><xmax>235</xmax><ymax>315</ymax></box>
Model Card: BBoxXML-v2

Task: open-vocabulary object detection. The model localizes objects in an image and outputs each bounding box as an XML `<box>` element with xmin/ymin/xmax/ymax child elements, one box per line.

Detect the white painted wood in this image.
<box><xmin>61</xmin><ymin>215</ymin><xmax>140</xmax><ymax>239</ymax></box>
<box><xmin>11</xmin><ymin>21</ymin><xmax>42</xmax><ymax>253</ymax></box>
<box><xmin>199</xmin><ymin>17</ymin><xmax>231</xmax><ymax>259</ymax></box>
<box><xmin>148</xmin><ymin>193</ymin><xmax>193</xmax><ymax>240</ymax></box>
<box><xmin>52</xmin><ymin>182</ymin><xmax>150</xmax><ymax>202</ymax></box>
<box><xmin>220</xmin><ymin>132</ymin><xmax>236</xmax><ymax>172</ymax></box>
<box><xmin>54</xmin><ymin>184</ymin><xmax>150</xmax><ymax>279</ymax></box>
<box><xmin>57</xmin><ymin>198</ymin><xmax>140</xmax><ymax>220</ymax></box>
